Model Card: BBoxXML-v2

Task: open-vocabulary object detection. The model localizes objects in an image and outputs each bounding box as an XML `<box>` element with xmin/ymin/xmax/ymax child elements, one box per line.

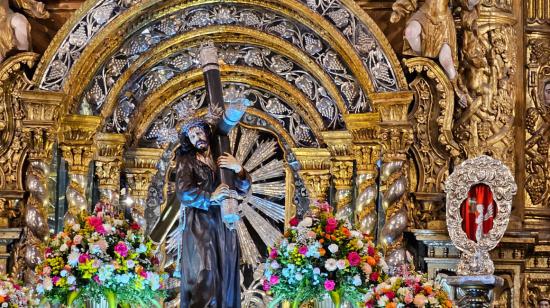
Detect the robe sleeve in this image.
<box><xmin>176</xmin><ymin>155</ymin><xmax>211</xmax><ymax>210</ymax></box>
<box><xmin>234</xmin><ymin>168</ymin><xmax>252</xmax><ymax>197</ymax></box>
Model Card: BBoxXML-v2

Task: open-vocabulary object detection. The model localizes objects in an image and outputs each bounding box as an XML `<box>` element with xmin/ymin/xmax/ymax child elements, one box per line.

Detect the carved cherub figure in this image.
<box><xmin>0</xmin><ymin>0</ymin><xmax>49</xmax><ymax>63</ymax></box>
<box><xmin>391</xmin><ymin>0</ymin><xmax>480</xmax><ymax>81</ymax></box>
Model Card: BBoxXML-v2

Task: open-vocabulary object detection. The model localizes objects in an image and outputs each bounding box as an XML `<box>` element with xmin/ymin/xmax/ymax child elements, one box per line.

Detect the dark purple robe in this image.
<box><xmin>176</xmin><ymin>151</ymin><xmax>250</xmax><ymax>308</ymax></box>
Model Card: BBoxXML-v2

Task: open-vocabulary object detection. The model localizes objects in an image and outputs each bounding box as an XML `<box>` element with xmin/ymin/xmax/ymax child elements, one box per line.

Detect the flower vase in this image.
<box><xmin>85</xmin><ymin>297</ymin><xmax>109</xmax><ymax>308</ymax></box>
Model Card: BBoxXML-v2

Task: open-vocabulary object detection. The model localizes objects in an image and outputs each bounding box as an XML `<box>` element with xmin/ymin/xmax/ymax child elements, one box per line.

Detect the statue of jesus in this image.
<box><xmin>176</xmin><ymin>118</ymin><xmax>251</xmax><ymax>307</ymax></box>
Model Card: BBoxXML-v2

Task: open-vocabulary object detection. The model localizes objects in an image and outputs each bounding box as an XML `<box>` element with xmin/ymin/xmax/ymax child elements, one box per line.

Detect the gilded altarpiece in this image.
<box><xmin>0</xmin><ymin>0</ymin><xmax>547</xmax><ymax>306</ymax></box>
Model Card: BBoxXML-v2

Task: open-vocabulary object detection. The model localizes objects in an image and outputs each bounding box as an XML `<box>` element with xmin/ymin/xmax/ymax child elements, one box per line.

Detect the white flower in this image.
<box><xmin>298</xmin><ymin>217</ymin><xmax>313</xmax><ymax>228</ymax></box>
<box><xmin>336</xmin><ymin>259</ymin><xmax>347</xmax><ymax>270</ymax></box>
<box><xmin>351</xmin><ymin>230</ymin><xmax>361</xmax><ymax>238</ymax></box>
<box><xmin>356</xmin><ymin>240</ymin><xmax>364</xmax><ymax>248</ymax></box>
<box><xmin>103</xmin><ymin>224</ymin><xmax>112</xmax><ymax>233</ymax></box>
<box><xmin>325</xmin><ymin>258</ymin><xmax>338</xmax><ymax>271</ymax></box>
<box><xmin>271</xmin><ymin>260</ymin><xmax>280</xmax><ymax>270</ymax></box>
<box><xmin>377</xmin><ymin>295</ymin><xmax>389</xmax><ymax>306</ymax></box>
<box><xmin>295</xmin><ymin>273</ymin><xmax>303</xmax><ymax>281</ymax></box>
<box><xmin>59</xmin><ymin>244</ymin><xmax>68</xmax><ymax>252</ymax></box>
<box><xmin>43</xmin><ymin>277</ymin><xmax>53</xmax><ymax>291</ymax></box>
<box><xmin>313</xmin><ymin>267</ymin><xmax>321</xmax><ymax>275</ymax></box>
<box><xmin>379</xmin><ymin>258</ymin><xmax>389</xmax><ymax>273</ymax></box>
<box><xmin>126</xmin><ymin>260</ymin><xmax>135</xmax><ymax>268</ymax></box>
<box><xmin>352</xmin><ymin>275</ymin><xmax>362</xmax><ymax>286</ymax></box>
<box><xmin>328</xmin><ymin>244</ymin><xmax>339</xmax><ymax>253</ymax></box>
<box><xmin>390</xmin><ymin>276</ymin><xmax>399</xmax><ymax>285</ymax></box>
<box><xmin>72</xmin><ymin>224</ymin><xmax>80</xmax><ymax>232</ymax></box>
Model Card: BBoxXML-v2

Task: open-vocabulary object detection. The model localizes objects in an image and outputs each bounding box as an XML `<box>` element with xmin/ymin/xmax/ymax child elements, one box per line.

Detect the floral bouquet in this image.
<box><xmin>0</xmin><ymin>275</ymin><xmax>38</xmax><ymax>307</ymax></box>
<box><xmin>35</xmin><ymin>201</ymin><xmax>167</xmax><ymax>307</ymax></box>
<box><xmin>263</xmin><ymin>201</ymin><xmax>388</xmax><ymax>308</ymax></box>
<box><xmin>364</xmin><ymin>273</ymin><xmax>453</xmax><ymax>308</ymax></box>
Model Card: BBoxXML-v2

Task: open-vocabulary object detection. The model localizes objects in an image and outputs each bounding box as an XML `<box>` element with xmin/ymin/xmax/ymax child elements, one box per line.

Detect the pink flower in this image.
<box><xmin>362</xmin><ymin>263</ymin><xmax>372</xmax><ymax>275</ymax></box>
<box><xmin>114</xmin><ymin>242</ymin><xmax>128</xmax><ymax>257</ymax></box>
<box><xmin>45</xmin><ymin>247</ymin><xmax>52</xmax><ymax>257</ymax></box>
<box><xmin>289</xmin><ymin>217</ymin><xmax>299</xmax><ymax>227</ymax></box>
<box><xmin>87</xmin><ymin>216</ymin><xmax>102</xmax><ymax>228</ymax></box>
<box><xmin>78</xmin><ymin>254</ymin><xmax>90</xmax><ymax>264</ymax></box>
<box><xmin>269</xmin><ymin>249</ymin><xmax>278</xmax><ymax>259</ymax></box>
<box><xmin>307</xmin><ymin>231</ymin><xmax>316</xmax><ymax>238</ymax></box>
<box><xmin>413</xmin><ymin>294</ymin><xmax>426</xmax><ymax>306</ymax></box>
<box><xmin>386</xmin><ymin>291</ymin><xmax>396</xmax><ymax>300</ymax></box>
<box><xmin>298</xmin><ymin>246</ymin><xmax>308</xmax><ymax>255</ymax></box>
<box><xmin>326</xmin><ymin>218</ymin><xmax>337</xmax><ymax>227</ymax></box>
<box><xmin>325</xmin><ymin>224</ymin><xmax>336</xmax><ymax>234</ymax></box>
<box><xmin>52</xmin><ymin>276</ymin><xmax>60</xmax><ymax>286</ymax></box>
<box><xmin>95</xmin><ymin>224</ymin><xmax>107</xmax><ymax>235</ymax></box>
<box><xmin>93</xmin><ymin>275</ymin><xmax>101</xmax><ymax>283</ymax></box>
<box><xmin>367</xmin><ymin>246</ymin><xmax>375</xmax><ymax>256</ymax></box>
<box><xmin>324</xmin><ymin>279</ymin><xmax>335</xmax><ymax>291</ymax></box>
<box><xmin>404</xmin><ymin>292</ymin><xmax>414</xmax><ymax>304</ymax></box>
<box><xmin>73</xmin><ymin>235</ymin><xmax>83</xmax><ymax>245</ymax></box>
<box><xmin>369</xmin><ymin>272</ymin><xmax>379</xmax><ymax>282</ymax></box>
<box><xmin>95</xmin><ymin>239</ymin><xmax>108</xmax><ymax>252</ymax></box>
<box><xmin>262</xmin><ymin>280</ymin><xmax>271</xmax><ymax>291</ymax></box>
<box><xmin>347</xmin><ymin>252</ymin><xmax>361</xmax><ymax>267</ymax></box>
<box><xmin>43</xmin><ymin>266</ymin><xmax>52</xmax><ymax>275</ymax></box>
<box><xmin>269</xmin><ymin>275</ymin><xmax>279</xmax><ymax>285</ymax></box>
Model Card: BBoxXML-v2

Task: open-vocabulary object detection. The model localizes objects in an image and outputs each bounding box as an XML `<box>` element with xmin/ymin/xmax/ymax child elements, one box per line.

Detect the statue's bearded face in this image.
<box><xmin>188</xmin><ymin>126</ymin><xmax>209</xmax><ymax>151</ymax></box>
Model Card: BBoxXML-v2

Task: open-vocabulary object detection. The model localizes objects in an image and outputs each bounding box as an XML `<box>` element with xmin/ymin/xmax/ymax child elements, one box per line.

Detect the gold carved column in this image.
<box><xmin>58</xmin><ymin>115</ymin><xmax>101</xmax><ymax>224</ymax></box>
<box><xmin>322</xmin><ymin>131</ymin><xmax>354</xmax><ymax>220</ymax></box>
<box><xmin>124</xmin><ymin>148</ymin><xmax>163</xmax><ymax>229</ymax></box>
<box><xmin>19</xmin><ymin>90</ymin><xmax>62</xmax><ymax>281</ymax></box>
<box><xmin>374</xmin><ymin>92</ymin><xmax>414</xmax><ymax>273</ymax></box>
<box><xmin>95</xmin><ymin>133</ymin><xmax>126</xmax><ymax>208</ymax></box>
<box><xmin>292</xmin><ymin>148</ymin><xmax>331</xmax><ymax>205</ymax></box>
<box><xmin>344</xmin><ymin>113</ymin><xmax>381</xmax><ymax>236</ymax></box>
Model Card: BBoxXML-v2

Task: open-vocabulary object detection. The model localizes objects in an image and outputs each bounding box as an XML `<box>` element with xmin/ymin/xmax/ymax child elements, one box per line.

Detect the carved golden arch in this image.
<box><xmin>98</xmin><ymin>26</ymin><xmax>349</xmax><ymax>122</ymax></box>
<box><xmin>129</xmin><ymin>66</ymin><xmax>325</xmax><ymax>145</ymax></box>
<box><xmin>32</xmin><ymin>0</ymin><xmax>408</xmax><ymax>117</ymax></box>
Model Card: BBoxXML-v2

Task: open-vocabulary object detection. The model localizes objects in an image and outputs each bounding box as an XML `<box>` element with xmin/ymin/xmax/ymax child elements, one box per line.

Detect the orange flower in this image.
<box><xmin>424</xmin><ymin>286</ymin><xmax>433</xmax><ymax>294</ymax></box>
<box><xmin>445</xmin><ymin>300</ymin><xmax>453</xmax><ymax>308</ymax></box>
<box><xmin>325</xmin><ymin>234</ymin><xmax>331</xmax><ymax>240</ymax></box>
<box><xmin>385</xmin><ymin>303</ymin><xmax>396</xmax><ymax>308</ymax></box>
<box><xmin>0</xmin><ymin>296</ymin><xmax>5</xmax><ymax>303</ymax></box>
<box><xmin>331</xmin><ymin>235</ymin><xmax>337</xmax><ymax>241</ymax></box>
<box><xmin>374</xmin><ymin>254</ymin><xmax>381</xmax><ymax>262</ymax></box>
<box><xmin>319</xmin><ymin>238</ymin><xmax>325</xmax><ymax>244</ymax></box>
<box><xmin>366</xmin><ymin>256</ymin><xmax>377</xmax><ymax>266</ymax></box>
<box><xmin>319</xmin><ymin>248</ymin><xmax>326</xmax><ymax>256</ymax></box>
<box><xmin>342</xmin><ymin>227</ymin><xmax>351</xmax><ymax>237</ymax></box>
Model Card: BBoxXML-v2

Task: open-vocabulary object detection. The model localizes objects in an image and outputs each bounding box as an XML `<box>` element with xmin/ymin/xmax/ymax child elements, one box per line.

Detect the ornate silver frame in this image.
<box><xmin>445</xmin><ymin>155</ymin><xmax>517</xmax><ymax>275</ymax></box>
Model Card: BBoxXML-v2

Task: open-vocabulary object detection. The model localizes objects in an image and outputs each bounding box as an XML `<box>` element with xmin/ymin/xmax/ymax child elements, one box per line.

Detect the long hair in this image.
<box><xmin>178</xmin><ymin>121</ymin><xmax>213</xmax><ymax>155</ymax></box>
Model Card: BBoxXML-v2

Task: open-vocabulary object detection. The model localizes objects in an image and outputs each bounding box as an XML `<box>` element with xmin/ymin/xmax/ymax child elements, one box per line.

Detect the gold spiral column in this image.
<box><xmin>345</xmin><ymin>113</ymin><xmax>382</xmax><ymax>237</ymax></box>
<box><xmin>19</xmin><ymin>91</ymin><xmax>62</xmax><ymax>281</ymax></box>
<box><xmin>374</xmin><ymin>92</ymin><xmax>414</xmax><ymax>273</ymax></box>
<box><xmin>95</xmin><ymin>133</ymin><xmax>126</xmax><ymax>208</ymax></box>
<box><xmin>322</xmin><ymin>131</ymin><xmax>354</xmax><ymax>220</ymax></box>
<box><xmin>292</xmin><ymin>148</ymin><xmax>331</xmax><ymax>205</ymax></box>
<box><xmin>123</xmin><ymin>148</ymin><xmax>164</xmax><ymax>229</ymax></box>
<box><xmin>58</xmin><ymin>115</ymin><xmax>101</xmax><ymax>224</ymax></box>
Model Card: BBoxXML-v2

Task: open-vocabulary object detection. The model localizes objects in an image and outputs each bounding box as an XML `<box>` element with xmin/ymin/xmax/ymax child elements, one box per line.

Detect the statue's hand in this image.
<box><xmin>211</xmin><ymin>184</ymin><xmax>230</xmax><ymax>202</ymax></box>
<box><xmin>217</xmin><ymin>152</ymin><xmax>243</xmax><ymax>173</ymax></box>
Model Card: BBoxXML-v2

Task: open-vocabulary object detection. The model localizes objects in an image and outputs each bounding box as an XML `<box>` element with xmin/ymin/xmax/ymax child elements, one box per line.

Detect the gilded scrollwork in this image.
<box><xmin>525</xmin><ymin>38</ymin><xmax>550</xmax><ymax>208</ymax></box>
<box><xmin>453</xmin><ymin>3</ymin><xmax>517</xmax><ymax>172</ymax></box>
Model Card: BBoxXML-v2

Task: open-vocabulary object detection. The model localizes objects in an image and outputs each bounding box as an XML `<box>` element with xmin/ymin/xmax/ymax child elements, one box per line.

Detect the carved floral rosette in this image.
<box><xmin>445</xmin><ymin>155</ymin><xmax>517</xmax><ymax>275</ymax></box>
